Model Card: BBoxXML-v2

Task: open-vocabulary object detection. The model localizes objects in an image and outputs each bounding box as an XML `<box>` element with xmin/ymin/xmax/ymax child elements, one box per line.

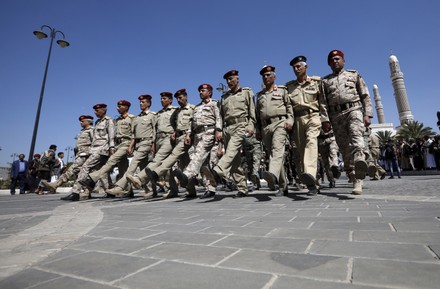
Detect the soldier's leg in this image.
<box><xmin>154</xmin><ymin>137</ymin><xmax>187</xmax><ymax>177</ymax></box>
<box><xmin>88</xmin><ymin>145</ymin><xmax>129</xmax><ymax>182</ymax></box>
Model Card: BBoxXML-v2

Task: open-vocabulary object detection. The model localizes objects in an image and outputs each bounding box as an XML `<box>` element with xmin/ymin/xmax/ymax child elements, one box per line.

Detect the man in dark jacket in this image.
<box><xmin>10</xmin><ymin>154</ymin><xmax>28</xmax><ymax>195</ymax></box>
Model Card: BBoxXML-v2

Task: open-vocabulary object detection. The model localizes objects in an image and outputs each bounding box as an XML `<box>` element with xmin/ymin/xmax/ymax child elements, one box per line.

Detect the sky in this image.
<box><xmin>1</xmin><ymin>0</ymin><xmax>439</xmax><ymax>166</ymax></box>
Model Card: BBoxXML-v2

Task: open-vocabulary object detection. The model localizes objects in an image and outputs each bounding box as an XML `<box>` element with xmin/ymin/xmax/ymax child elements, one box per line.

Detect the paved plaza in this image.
<box><xmin>0</xmin><ymin>174</ymin><xmax>439</xmax><ymax>289</ymax></box>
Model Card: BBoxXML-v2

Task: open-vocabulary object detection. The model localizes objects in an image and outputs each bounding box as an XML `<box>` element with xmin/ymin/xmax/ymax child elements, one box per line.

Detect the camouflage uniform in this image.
<box><xmin>318</xmin><ymin>129</ymin><xmax>340</xmax><ymax>187</ymax></box>
<box><xmin>88</xmin><ymin>113</ymin><xmax>134</xmax><ymax>183</ymax></box>
<box><xmin>256</xmin><ymin>84</ymin><xmax>293</xmax><ymax>190</ymax></box>
<box><xmin>213</xmin><ymin>87</ymin><xmax>256</xmax><ymax>194</ymax></box>
<box><xmin>321</xmin><ymin>69</ymin><xmax>373</xmax><ymax>178</ymax></box>
<box><xmin>368</xmin><ymin>130</ymin><xmax>386</xmax><ymax>180</ymax></box>
<box><xmin>75</xmin><ymin>115</ymin><xmax>115</xmax><ymax>198</ymax></box>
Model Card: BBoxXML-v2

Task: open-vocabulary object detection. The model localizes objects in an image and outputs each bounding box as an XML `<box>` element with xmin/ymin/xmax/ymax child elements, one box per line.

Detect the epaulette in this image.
<box><xmin>150</xmin><ymin>111</ymin><xmax>157</xmax><ymax>115</ymax></box>
<box><xmin>346</xmin><ymin>69</ymin><xmax>358</xmax><ymax>73</ymax></box>
<box><xmin>242</xmin><ymin>87</ymin><xmax>252</xmax><ymax>91</ymax></box>
<box><xmin>189</xmin><ymin>104</ymin><xmax>196</xmax><ymax>109</ymax></box>
<box><xmin>128</xmin><ymin>113</ymin><xmax>135</xmax><ymax>118</ymax></box>
<box><xmin>103</xmin><ymin>115</ymin><xmax>111</xmax><ymax>120</ymax></box>
<box><xmin>310</xmin><ymin>76</ymin><xmax>321</xmax><ymax>81</ymax></box>
<box><xmin>276</xmin><ymin>85</ymin><xmax>287</xmax><ymax>89</ymax></box>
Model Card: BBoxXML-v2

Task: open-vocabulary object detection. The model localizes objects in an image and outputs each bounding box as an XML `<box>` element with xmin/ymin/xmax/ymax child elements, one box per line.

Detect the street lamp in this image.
<box><xmin>29</xmin><ymin>25</ymin><xmax>70</xmax><ymax>162</ymax></box>
<box><xmin>11</xmin><ymin>153</ymin><xmax>18</xmax><ymax>162</ymax></box>
<box><xmin>216</xmin><ymin>83</ymin><xmax>227</xmax><ymax>94</ymax></box>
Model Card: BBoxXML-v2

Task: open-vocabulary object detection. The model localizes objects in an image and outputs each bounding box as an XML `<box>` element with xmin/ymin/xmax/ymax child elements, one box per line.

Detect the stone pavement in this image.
<box><xmin>0</xmin><ymin>175</ymin><xmax>439</xmax><ymax>289</ymax></box>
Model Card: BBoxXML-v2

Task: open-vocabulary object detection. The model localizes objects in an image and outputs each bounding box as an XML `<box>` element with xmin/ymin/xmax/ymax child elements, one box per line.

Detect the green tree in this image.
<box><xmin>396</xmin><ymin>121</ymin><xmax>435</xmax><ymax>140</ymax></box>
<box><xmin>375</xmin><ymin>130</ymin><xmax>394</xmax><ymax>145</ymax></box>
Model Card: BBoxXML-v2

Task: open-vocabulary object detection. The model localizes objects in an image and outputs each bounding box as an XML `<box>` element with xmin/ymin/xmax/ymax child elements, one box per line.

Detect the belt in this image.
<box><xmin>156</xmin><ymin>132</ymin><xmax>171</xmax><ymax>138</ymax></box>
<box><xmin>264</xmin><ymin>115</ymin><xmax>286</xmax><ymax>125</ymax></box>
<box><xmin>193</xmin><ymin>125</ymin><xmax>215</xmax><ymax>134</ymax></box>
<box><xmin>225</xmin><ymin>117</ymin><xmax>247</xmax><ymax>127</ymax></box>
<box><xmin>115</xmin><ymin>137</ymin><xmax>131</xmax><ymax>144</ymax></box>
<box><xmin>136</xmin><ymin>137</ymin><xmax>152</xmax><ymax>142</ymax></box>
<box><xmin>318</xmin><ymin>133</ymin><xmax>334</xmax><ymax>139</ymax></box>
<box><xmin>294</xmin><ymin>109</ymin><xmax>318</xmax><ymax>118</ymax></box>
<box><xmin>329</xmin><ymin>101</ymin><xmax>362</xmax><ymax>113</ymax></box>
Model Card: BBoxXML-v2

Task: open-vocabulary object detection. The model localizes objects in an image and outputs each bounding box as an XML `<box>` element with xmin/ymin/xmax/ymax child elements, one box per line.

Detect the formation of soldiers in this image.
<box><xmin>41</xmin><ymin>49</ymin><xmax>376</xmax><ymax>201</ymax></box>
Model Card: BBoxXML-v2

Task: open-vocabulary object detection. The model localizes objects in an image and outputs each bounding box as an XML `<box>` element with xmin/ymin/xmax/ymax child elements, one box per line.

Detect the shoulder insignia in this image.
<box><xmin>277</xmin><ymin>84</ymin><xmax>287</xmax><ymax>89</ymax></box>
<box><xmin>103</xmin><ymin>115</ymin><xmax>111</xmax><ymax>120</ymax></box>
<box><xmin>310</xmin><ymin>76</ymin><xmax>321</xmax><ymax>81</ymax></box>
<box><xmin>151</xmin><ymin>111</ymin><xmax>157</xmax><ymax>115</ymax></box>
<box><xmin>128</xmin><ymin>113</ymin><xmax>135</xmax><ymax>118</ymax></box>
<box><xmin>347</xmin><ymin>69</ymin><xmax>358</xmax><ymax>73</ymax></box>
<box><xmin>242</xmin><ymin>87</ymin><xmax>251</xmax><ymax>91</ymax></box>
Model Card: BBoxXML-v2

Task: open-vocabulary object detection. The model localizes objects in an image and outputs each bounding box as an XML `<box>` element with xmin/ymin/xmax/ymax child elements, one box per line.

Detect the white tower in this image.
<box><xmin>389</xmin><ymin>54</ymin><xmax>414</xmax><ymax>125</ymax></box>
<box><xmin>372</xmin><ymin>84</ymin><xmax>386</xmax><ymax>124</ymax></box>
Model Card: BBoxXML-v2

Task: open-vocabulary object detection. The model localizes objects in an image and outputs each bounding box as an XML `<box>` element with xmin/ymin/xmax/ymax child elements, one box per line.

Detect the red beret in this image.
<box><xmin>259</xmin><ymin>65</ymin><xmax>276</xmax><ymax>75</ymax></box>
<box><xmin>138</xmin><ymin>94</ymin><xmax>152</xmax><ymax>100</ymax></box>
<box><xmin>160</xmin><ymin>92</ymin><xmax>173</xmax><ymax>98</ymax></box>
<box><xmin>174</xmin><ymin>88</ymin><xmax>187</xmax><ymax>98</ymax></box>
<box><xmin>117</xmin><ymin>100</ymin><xmax>131</xmax><ymax>107</ymax></box>
<box><xmin>328</xmin><ymin>50</ymin><xmax>344</xmax><ymax>64</ymax></box>
<box><xmin>198</xmin><ymin>84</ymin><xmax>213</xmax><ymax>91</ymax></box>
<box><xmin>34</xmin><ymin>154</ymin><xmax>41</xmax><ymax>158</ymax></box>
<box><xmin>93</xmin><ymin>103</ymin><xmax>107</xmax><ymax>110</ymax></box>
<box><xmin>223</xmin><ymin>70</ymin><xmax>239</xmax><ymax>79</ymax></box>
<box><xmin>79</xmin><ymin>115</ymin><xmax>94</xmax><ymax>122</ymax></box>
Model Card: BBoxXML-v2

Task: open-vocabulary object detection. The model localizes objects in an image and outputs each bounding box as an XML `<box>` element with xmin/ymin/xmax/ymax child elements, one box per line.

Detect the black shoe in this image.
<box><xmin>79</xmin><ymin>176</ymin><xmax>96</xmax><ymax>190</ymax></box>
<box><xmin>199</xmin><ymin>191</ymin><xmax>215</xmax><ymax>199</ymax></box>
<box><xmin>263</xmin><ymin>171</ymin><xmax>278</xmax><ymax>191</ymax></box>
<box><xmin>300</xmin><ymin>173</ymin><xmax>316</xmax><ymax>187</ymax></box>
<box><xmin>183</xmin><ymin>192</ymin><xmax>197</xmax><ymax>199</ymax></box>
<box><xmin>234</xmin><ymin>191</ymin><xmax>247</xmax><ymax>198</ymax></box>
<box><xmin>123</xmin><ymin>191</ymin><xmax>134</xmax><ymax>198</ymax></box>
<box><xmin>329</xmin><ymin>180</ymin><xmax>336</xmax><ymax>188</ymax></box>
<box><xmin>10</xmin><ymin>191</ymin><xmax>15</xmax><ymax>195</ymax></box>
<box><xmin>103</xmin><ymin>193</ymin><xmax>115</xmax><ymax>198</ymax></box>
<box><xmin>173</xmin><ymin>169</ymin><xmax>188</xmax><ymax>188</ymax></box>
<box><xmin>60</xmin><ymin>193</ymin><xmax>79</xmax><ymax>201</ymax></box>
<box><xmin>250</xmin><ymin>174</ymin><xmax>261</xmax><ymax>189</ymax></box>
<box><xmin>331</xmin><ymin>165</ymin><xmax>341</xmax><ymax>179</ymax></box>
<box><xmin>380</xmin><ymin>173</ymin><xmax>386</xmax><ymax>180</ymax></box>
<box><xmin>145</xmin><ymin>167</ymin><xmax>159</xmax><ymax>187</ymax></box>
<box><xmin>388</xmin><ymin>176</ymin><xmax>394</xmax><ymax>179</ymax></box>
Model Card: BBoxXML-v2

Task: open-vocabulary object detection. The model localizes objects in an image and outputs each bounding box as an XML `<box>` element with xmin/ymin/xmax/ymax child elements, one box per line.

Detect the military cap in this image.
<box><xmin>79</xmin><ymin>115</ymin><xmax>94</xmax><ymax>122</ymax></box>
<box><xmin>198</xmin><ymin>83</ymin><xmax>213</xmax><ymax>91</ymax></box>
<box><xmin>49</xmin><ymin>144</ymin><xmax>57</xmax><ymax>149</ymax></box>
<box><xmin>290</xmin><ymin>56</ymin><xmax>307</xmax><ymax>66</ymax></box>
<box><xmin>138</xmin><ymin>94</ymin><xmax>152</xmax><ymax>100</ymax></box>
<box><xmin>34</xmin><ymin>153</ymin><xmax>41</xmax><ymax>158</ymax></box>
<box><xmin>259</xmin><ymin>65</ymin><xmax>276</xmax><ymax>75</ymax></box>
<box><xmin>327</xmin><ymin>50</ymin><xmax>344</xmax><ymax>64</ymax></box>
<box><xmin>160</xmin><ymin>92</ymin><xmax>173</xmax><ymax>98</ymax></box>
<box><xmin>93</xmin><ymin>103</ymin><xmax>107</xmax><ymax>110</ymax></box>
<box><xmin>223</xmin><ymin>70</ymin><xmax>239</xmax><ymax>79</ymax></box>
<box><xmin>174</xmin><ymin>88</ymin><xmax>187</xmax><ymax>98</ymax></box>
<box><xmin>117</xmin><ymin>100</ymin><xmax>131</xmax><ymax>107</ymax></box>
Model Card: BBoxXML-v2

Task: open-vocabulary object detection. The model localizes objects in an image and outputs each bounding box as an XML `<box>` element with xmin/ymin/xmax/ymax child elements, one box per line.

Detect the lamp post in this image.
<box><xmin>29</xmin><ymin>25</ymin><xmax>70</xmax><ymax>162</ymax></box>
<box><xmin>11</xmin><ymin>153</ymin><xmax>18</xmax><ymax>162</ymax></box>
<box><xmin>216</xmin><ymin>83</ymin><xmax>228</xmax><ymax>94</ymax></box>
<box><xmin>65</xmin><ymin>146</ymin><xmax>73</xmax><ymax>163</ymax></box>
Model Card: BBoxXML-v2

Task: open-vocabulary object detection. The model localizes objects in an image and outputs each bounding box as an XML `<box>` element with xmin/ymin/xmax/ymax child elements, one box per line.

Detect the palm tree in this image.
<box><xmin>375</xmin><ymin>130</ymin><xmax>394</xmax><ymax>145</ymax></box>
<box><xmin>396</xmin><ymin>121</ymin><xmax>435</xmax><ymax>140</ymax></box>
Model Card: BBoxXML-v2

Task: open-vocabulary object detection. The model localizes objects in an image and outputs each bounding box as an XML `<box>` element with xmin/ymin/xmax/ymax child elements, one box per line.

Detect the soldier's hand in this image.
<box><xmin>184</xmin><ymin>135</ymin><xmax>192</xmax><ymax>146</ymax></box>
<box><xmin>215</xmin><ymin>131</ymin><xmax>222</xmax><ymax>142</ymax></box>
<box><xmin>109</xmin><ymin>147</ymin><xmax>116</xmax><ymax>155</ymax></box>
<box><xmin>217</xmin><ymin>150</ymin><xmax>224</xmax><ymax>158</ymax></box>
<box><xmin>363</xmin><ymin>116</ymin><xmax>371</xmax><ymax>128</ymax></box>
<box><xmin>322</xmin><ymin>121</ymin><xmax>331</xmax><ymax>132</ymax></box>
<box><xmin>151</xmin><ymin>144</ymin><xmax>156</xmax><ymax>154</ymax></box>
<box><xmin>127</xmin><ymin>147</ymin><xmax>134</xmax><ymax>156</ymax></box>
<box><xmin>284</xmin><ymin>122</ymin><xmax>292</xmax><ymax>131</ymax></box>
<box><xmin>170</xmin><ymin>132</ymin><xmax>176</xmax><ymax>142</ymax></box>
<box><xmin>246</xmin><ymin>128</ymin><xmax>254</xmax><ymax>136</ymax></box>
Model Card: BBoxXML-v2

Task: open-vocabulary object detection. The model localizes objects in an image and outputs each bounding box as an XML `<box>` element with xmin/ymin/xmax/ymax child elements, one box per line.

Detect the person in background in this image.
<box><xmin>10</xmin><ymin>154</ymin><xmax>28</xmax><ymax>195</ymax></box>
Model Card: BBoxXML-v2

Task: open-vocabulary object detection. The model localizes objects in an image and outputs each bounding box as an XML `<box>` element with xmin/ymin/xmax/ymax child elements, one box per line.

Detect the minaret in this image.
<box><xmin>389</xmin><ymin>54</ymin><xmax>414</xmax><ymax>125</ymax></box>
<box><xmin>372</xmin><ymin>84</ymin><xmax>386</xmax><ymax>124</ymax></box>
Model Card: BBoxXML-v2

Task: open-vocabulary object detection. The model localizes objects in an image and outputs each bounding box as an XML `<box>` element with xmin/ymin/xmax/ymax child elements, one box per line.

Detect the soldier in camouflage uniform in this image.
<box><xmin>173</xmin><ymin>84</ymin><xmax>223</xmax><ymax>199</ymax></box>
<box><xmin>79</xmin><ymin>100</ymin><xmax>134</xmax><ymax>193</ymax></box>
<box><xmin>366</xmin><ymin>127</ymin><xmax>386</xmax><ymax>180</ymax></box>
<box><xmin>202</xmin><ymin>70</ymin><xmax>256</xmax><ymax>198</ymax></box>
<box><xmin>317</xmin><ymin>128</ymin><xmax>340</xmax><ymax>188</ymax></box>
<box><xmin>106</xmin><ymin>95</ymin><xmax>156</xmax><ymax>197</ymax></box>
<box><xmin>286</xmin><ymin>56</ymin><xmax>327</xmax><ymax>196</ymax></box>
<box><xmin>63</xmin><ymin>103</ymin><xmax>116</xmax><ymax>201</ymax></box>
<box><xmin>144</xmin><ymin>89</ymin><xmax>195</xmax><ymax>199</ymax></box>
<box><xmin>255</xmin><ymin>65</ymin><xmax>293</xmax><ymax>196</ymax></box>
<box><xmin>242</xmin><ymin>134</ymin><xmax>262</xmax><ymax>190</ymax></box>
<box><xmin>126</xmin><ymin>92</ymin><xmax>177</xmax><ymax>199</ymax></box>
<box><xmin>43</xmin><ymin>115</ymin><xmax>94</xmax><ymax>193</ymax></box>
<box><xmin>321</xmin><ymin>50</ymin><xmax>373</xmax><ymax>195</ymax></box>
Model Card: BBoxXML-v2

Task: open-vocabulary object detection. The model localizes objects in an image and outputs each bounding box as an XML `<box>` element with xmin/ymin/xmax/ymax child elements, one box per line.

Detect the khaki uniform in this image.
<box><xmin>213</xmin><ymin>87</ymin><xmax>256</xmax><ymax>193</ymax></box>
<box><xmin>89</xmin><ymin>113</ymin><xmax>135</xmax><ymax>183</ymax></box>
<box><xmin>75</xmin><ymin>115</ymin><xmax>115</xmax><ymax>197</ymax></box>
<box><xmin>154</xmin><ymin>103</ymin><xmax>195</xmax><ymax>177</ymax></box>
<box><xmin>256</xmin><ymin>85</ymin><xmax>293</xmax><ymax>189</ymax></box>
<box><xmin>114</xmin><ymin>110</ymin><xmax>156</xmax><ymax>191</ymax></box>
<box><xmin>368</xmin><ymin>132</ymin><xmax>386</xmax><ymax>179</ymax></box>
<box><xmin>318</xmin><ymin>129</ymin><xmax>340</xmax><ymax>183</ymax></box>
<box><xmin>321</xmin><ymin>69</ymin><xmax>373</xmax><ymax>177</ymax></box>
<box><xmin>286</xmin><ymin>76</ymin><xmax>325</xmax><ymax>187</ymax></box>
<box><xmin>183</xmin><ymin>99</ymin><xmax>222</xmax><ymax>192</ymax></box>
<box><xmin>58</xmin><ymin>126</ymin><xmax>93</xmax><ymax>183</ymax></box>
<box><xmin>137</xmin><ymin>105</ymin><xmax>177</xmax><ymax>184</ymax></box>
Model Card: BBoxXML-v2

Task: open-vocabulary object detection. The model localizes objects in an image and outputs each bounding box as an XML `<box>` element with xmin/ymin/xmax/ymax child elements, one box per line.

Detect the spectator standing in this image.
<box><xmin>10</xmin><ymin>154</ymin><xmax>28</xmax><ymax>195</ymax></box>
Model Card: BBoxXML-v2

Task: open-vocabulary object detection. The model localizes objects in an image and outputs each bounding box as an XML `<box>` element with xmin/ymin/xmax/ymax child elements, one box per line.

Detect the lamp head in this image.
<box><xmin>33</xmin><ymin>30</ymin><xmax>48</xmax><ymax>40</ymax></box>
<box><xmin>56</xmin><ymin>39</ymin><xmax>70</xmax><ymax>48</ymax></box>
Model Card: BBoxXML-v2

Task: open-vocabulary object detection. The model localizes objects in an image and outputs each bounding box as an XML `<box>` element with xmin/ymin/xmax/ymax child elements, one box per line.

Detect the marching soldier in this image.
<box><xmin>106</xmin><ymin>95</ymin><xmax>156</xmax><ymax>197</ymax></box>
<box><xmin>63</xmin><ymin>103</ymin><xmax>115</xmax><ymax>201</ymax></box>
<box><xmin>202</xmin><ymin>70</ymin><xmax>256</xmax><ymax>198</ymax></box>
<box><xmin>173</xmin><ymin>84</ymin><xmax>223</xmax><ymax>199</ymax></box>
<box><xmin>79</xmin><ymin>100</ymin><xmax>134</xmax><ymax>193</ymax></box>
<box><xmin>321</xmin><ymin>49</ymin><xmax>373</xmax><ymax>195</ymax></box>
<box><xmin>42</xmin><ymin>115</ymin><xmax>94</xmax><ymax>192</ymax></box>
<box><xmin>255</xmin><ymin>65</ymin><xmax>293</xmax><ymax>196</ymax></box>
<box><xmin>318</xmin><ymin>128</ymin><xmax>340</xmax><ymax>188</ymax></box>
<box><xmin>286</xmin><ymin>56</ymin><xmax>326</xmax><ymax>195</ymax></box>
